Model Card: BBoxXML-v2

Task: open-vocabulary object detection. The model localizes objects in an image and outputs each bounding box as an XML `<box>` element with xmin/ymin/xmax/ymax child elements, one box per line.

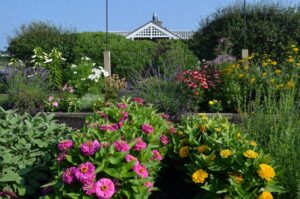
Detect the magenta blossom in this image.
<box><xmin>58</xmin><ymin>140</ymin><xmax>73</xmax><ymax>151</ymax></box>
<box><xmin>117</xmin><ymin>103</ymin><xmax>127</xmax><ymax>109</ymax></box>
<box><xmin>120</xmin><ymin>112</ymin><xmax>129</xmax><ymax>121</ymax></box>
<box><xmin>114</xmin><ymin>141</ymin><xmax>130</xmax><ymax>152</ymax></box>
<box><xmin>132</xmin><ymin>97</ymin><xmax>144</xmax><ymax>105</ymax></box>
<box><xmin>133</xmin><ymin>138</ymin><xmax>147</xmax><ymax>151</ymax></box>
<box><xmin>160</xmin><ymin>135</ymin><xmax>169</xmax><ymax>145</ymax></box>
<box><xmin>83</xmin><ymin>182</ymin><xmax>96</xmax><ymax>196</ymax></box>
<box><xmin>62</xmin><ymin>167</ymin><xmax>76</xmax><ymax>184</ymax></box>
<box><xmin>95</xmin><ymin>178</ymin><xmax>115</xmax><ymax>199</ymax></box>
<box><xmin>98</xmin><ymin>112</ymin><xmax>109</xmax><ymax>120</ymax></box>
<box><xmin>80</xmin><ymin>140</ymin><xmax>101</xmax><ymax>156</ymax></box>
<box><xmin>141</xmin><ymin>124</ymin><xmax>154</xmax><ymax>134</ymax></box>
<box><xmin>99</xmin><ymin>124</ymin><xmax>118</xmax><ymax>131</ymax></box>
<box><xmin>52</xmin><ymin>101</ymin><xmax>59</xmax><ymax>107</ymax></box>
<box><xmin>132</xmin><ymin>164</ymin><xmax>148</xmax><ymax>178</ymax></box>
<box><xmin>169</xmin><ymin>126</ymin><xmax>177</xmax><ymax>134</ymax></box>
<box><xmin>57</xmin><ymin>152</ymin><xmax>67</xmax><ymax>163</ymax></box>
<box><xmin>75</xmin><ymin>162</ymin><xmax>96</xmax><ymax>184</ymax></box>
<box><xmin>151</xmin><ymin>150</ymin><xmax>162</xmax><ymax>162</ymax></box>
<box><xmin>125</xmin><ymin>154</ymin><xmax>139</xmax><ymax>165</ymax></box>
<box><xmin>144</xmin><ymin>181</ymin><xmax>154</xmax><ymax>192</ymax></box>
<box><xmin>160</xmin><ymin>113</ymin><xmax>170</xmax><ymax>120</ymax></box>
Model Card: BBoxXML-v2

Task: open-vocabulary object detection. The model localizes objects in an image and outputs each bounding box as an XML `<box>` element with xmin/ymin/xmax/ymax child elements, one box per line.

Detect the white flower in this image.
<box><xmin>81</xmin><ymin>56</ymin><xmax>91</xmax><ymax>61</ymax></box>
<box><xmin>44</xmin><ymin>59</ymin><xmax>53</xmax><ymax>64</ymax></box>
<box><xmin>103</xmin><ymin>71</ymin><xmax>109</xmax><ymax>77</ymax></box>
<box><xmin>73</xmin><ymin>71</ymin><xmax>77</xmax><ymax>74</ymax></box>
<box><xmin>71</xmin><ymin>64</ymin><xmax>77</xmax><ymax>68</ymax></box>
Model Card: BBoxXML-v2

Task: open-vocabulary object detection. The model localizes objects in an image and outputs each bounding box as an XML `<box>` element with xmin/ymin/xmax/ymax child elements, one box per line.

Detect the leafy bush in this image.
<box><xmin>240</xmin><ymin>91</ymin><xmax>300</xmax><ymax>199</ymax></box>
<box><xmin>8</xmin><ymin>21</ymin><xmax>77</xmax><ymax>64</ymax></box>
<box><xmin>173</xmin><ymin>114</ymin><xmax>285</xmax><ymax>198</ymax></box>
<box><xmin>44</xmin><ymin>99</ymin><xmax>174</xmax><ymax>198</ymax></box>
<box><xmin>0</xmin><ymin>108</ymin><xmax>71</xmax><ymax>198</ymax></box>
<box><xmin>190</xmin><ymin>2</ymin><xmax>300</xmax><ymax>60</ymax></box>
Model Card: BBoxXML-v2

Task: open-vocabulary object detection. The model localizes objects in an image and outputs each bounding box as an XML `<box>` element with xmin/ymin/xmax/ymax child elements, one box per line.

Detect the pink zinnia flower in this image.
<box><xmin>151</xmin><ymin>150</ymin><xmax>162</xmax><ymax>161</ymax></box>
<box><xmin>114</xmin><ymin>140</ymin><xmax>130</xmax><ymax>152</ymax></box>
<box><xmin>144</xmin><ymin>181</ymin><xmax>154</xmax><ymax>192</ymax></box>
<box><xmin>117</xmin><ymin>103</ymin><xmax>127</xmax><ymax>109</ymax></box>
<box><xmin>68</xmin><ymin>86</ymin><xmax>75</xmax><ymax>93</ymax></box>
<box><xmin>62</xmin><ymin>167</ymin><xmax>76</xmax><ymax>184</ymax></box>
<box><xmin>52</xmin><ymin>101</ymin><xmax>59</xmax><ymax>107</ymax></box>
<box><xmin>57</xmin><ymin>152</ymin><xmax>67</xmax><ymax>163</ymax></box>
<box><xmin>58</xmin><ymin>140</ymin><xmax>73</xmax><ymax>151</ymax></box>
<box><xmin>169</xmin><ymin>126</ymin><xmax>177</xmax><ymax>134</ymax></box>
<box><xmin>95</xmin><ymin>178</ymin><xmax>115</xmax><ymax>199</ymax></box>
<box><xmin>80</xmin><ymin>140</ymin><xmax>101</xmax><ymax>156</ymax></box>
<box><xmin>48</xmin><ymin>96</ymin><xmax>54</xmax><ymax>101</ymax></box>
<box><xmin>160</xmin><ymin>113</ymin><xmax>170</xmax><ymax>120</ymax></box>
<box><xmin>160</xmin><ymin>135</ymin><xmax>169</xmax><ymax>145</ymax></box>
<box><xmin>132</xmin><ymin>164</ymin><xmax>148</xmax><ymax>178</ymax></box>
<box><xmin>99</xmin><ymin>124</ymin><xmax>112</xmax><ymax>131</ymax></box>
<box><xmin>83</xmin><ymin>182</ymin><xmax>96</xmax><ymax>196</ymax></box>
<box><xmin>132</xmin><ymin>97</ymin><xmax>144</xmax><ymax>105</ymax></box>
<box><xmin>120</xmin><ymin>112</ymin><xmax>128</xmax><ymax>121</ymax></box>
<box><xmin>75</xmin><ymin>162</ymin><xmax>96</xmax><ymax>184</ymax></box>
<box><xmin>133</xmin><ymin>138</ymin><xmax>147</xmax><ymax>151</ymax></box>
<box><xmin>98</xmin><ymin>112</ymin><xmax>109</xmax><ymax>120</ymax></box>
<box><xmin>141</xmin><ymin>124</ymin><xmax>154</xmax><ymax>134</ymax></box>
<box><xmin>125</xmin><ymin>154</ymin><xmax>139</xmax><ymax>165</ymax></box>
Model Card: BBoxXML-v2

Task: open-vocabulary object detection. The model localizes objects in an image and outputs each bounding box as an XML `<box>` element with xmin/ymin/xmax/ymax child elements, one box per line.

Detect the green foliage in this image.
<box><xmin>173</xmin><ymin>114</ymin><xmax>285</xmax><ymax>198</ymax></box>
<box><xmin>240</xmin><ymin>91</ymin><xmax>300</xmax><ymax>199</ymax></box>
<box><xmin>8</xmin><ymin>21</ymin><xmax>76</xmax><ymax>64</ymax></box>
<box><xmin>0</xmin><ymin>108</ymin><xmax>71</xmax><ymax>197</ymax></box>
<box><xmin>46</xmin><ymin>99</ymin><xmax>173</xmax><ymax>198</ymax></box>
<box><xmin>190</xmin><ymin>2</ymin><xmax>300</xmax><ymax>60</ymax></box>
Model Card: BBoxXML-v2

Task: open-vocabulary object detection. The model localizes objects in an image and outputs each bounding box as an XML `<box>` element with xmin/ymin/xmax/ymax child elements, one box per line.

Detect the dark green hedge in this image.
<box><xmin>189</xmin><ymin>2</ymin><xmax>300</xmax><ymax>60</ymax></box>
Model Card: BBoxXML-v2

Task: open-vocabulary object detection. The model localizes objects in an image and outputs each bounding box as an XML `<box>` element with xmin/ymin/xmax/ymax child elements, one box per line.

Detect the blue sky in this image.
<box><xmin>1</xmin><ymin>0</ymin><xmax>300</xmax><ymax>50</ymax></box>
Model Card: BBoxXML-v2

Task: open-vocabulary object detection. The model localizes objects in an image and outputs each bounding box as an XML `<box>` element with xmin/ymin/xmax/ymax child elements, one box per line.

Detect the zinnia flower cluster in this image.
<box><xmin>141</xmin><ymin>124</ymin><xmax>154</xmax><ymax>134</ymax></box>
<box><xmin>58</xmin><ymin>140</ymin><xmax>73</xmax><ymax>151</ymax></box>
<box><xmin>179</xmin><ymin>146</ymin><xmax>189</xmax><ymax>158</ymax></box>
<box><xmin>257</xmin><ymin>164</ymin><xmax>275</xmax><ymax>181</ymax></box>
<box><xmin>114</xmin><ymin>140</ymin><xmax>130</xmax><ymax>152</ymax></box>
<box><xmin>132</xmin><ymin>164</ymin><xmax>148</xmax><ymax>178</ymax></box>
<box><xmin>220</xmin><ymin>149</ymin><xmax>233</xmax><ymax>158</ymax></box>
<box><xmin>257</xmin><ymin>191</ymin><xmax>273</xmax><ymax>199</ymax></box>
<box><xmin>243</xmin><ymin>150</ymin><xmax>258</xmax><ymax>159</ymax></box>
<box><xmin>192</xmin><ymin>169</ymin><xmax>209</xmax><ymax>184</ymax></box>
<box><xmin>80</xmin><ymin>140</ymin><xmax>101</xmax><ymax>156</ymax></box>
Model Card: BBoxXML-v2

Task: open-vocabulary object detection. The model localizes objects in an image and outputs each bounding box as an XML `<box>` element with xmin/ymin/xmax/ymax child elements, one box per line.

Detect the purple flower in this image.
<box><xmin>62</xmin><ymin>167</ymin><xmax>76</xmax><ymax>184</ymax></box>
<box><xmin>57</xmin><ymin>152</ymin><xmax>67</xmax><ymax>163</ymax></box>
<box><xmin>151</xmin><ymin>150</ymin><xmax>162</xmax><ymax>161</ymax></box>
<box><xmin>58</xmin><ymin>140</ymin><xmax>73</xmax><ymax>151</ymax></box>
<box><xmin>95</xmin><ymin>178</ymin><xmax>115</xmax><ymax>199</ymax></box>
<box><xmin>80</xmin><ymin>140</ymin><xmax>101</xmax><ymax>156</ymax></box>
<box><xmin>120</xmin><ymin>112</ymin><xmax>128</xmax><ymax>121</ymax></box>
<box><xmin>133</xmin><ymin>138</ymin><xmax>147</xmax><ymax>151</ymax></box>
<box><xmin>160</xmin><ymin>113</ymin><xmax>170</xmax><ymax>120</ymax></box>
<box><xmin>117</xmin><ymin>103</ymin><xmax>127</xmax><ymax>109</ymax></box>
<box><xmin>132</xmin><ymin>164</ymin><xmax>148</xmax><ymax>178</ymax></box>
<box><xmin>98</xmin><ymin>112</ymin><xmax>109</xmax><ymax>120</ymax></box>
<box><xmin>114</xmin><ymin>141</ymin><xmax>130</xmax><ymax>152</ymax></box>
<box><xmin>48</xmin><ymin>96</ymin><xmax>54</xmax><ymax>101</ymax></box>
<box><xmin>75</xmin><ymin>162</ymin><xmax>96</xmax><ymax>184</ymax></box>
<box><xmin>132</xmin><ymin>98</ymin><xmax>144</xmax><ymax>105</ymax></box>
<box><xmin>52</xmin><ymin>101</ymin><xmax>59</xmax><ymax>107</ymax></box>
<box><xmin>125</xmin><ymin>154</ymin><xmax>139</xmax><ymax>165</ymax></box>
<box><xmin>110</xmin><ymin>124</ymin><xmax>119</xmax><ymax>131</ymax></box>
<box><xmin>160</xmin><ymin>135</ymin><xmax>169</xmax><ymax>145</ymax></box>
<box><xmin>169</xmin><ymin>127</ymin><xmax>177</xmax><ymax>134</ymax></box>
<box><xmin>83</xmin><ymin>182</ymin><xmax>96</xmax><ymax>196</ymax></box>
<box><xmin>141</xmin><ymin>124</ymin><xmax>154</xmax><ymax>134</ymax></box>
<box><xmin>144</xmin><ymin>181</ymin><xmax>154</xmax><ymax>192</ymax></box>
<box><xmin>99</xmin><ymin>124</ymin><xmax>112</xmax><ymax>131</ymax></box>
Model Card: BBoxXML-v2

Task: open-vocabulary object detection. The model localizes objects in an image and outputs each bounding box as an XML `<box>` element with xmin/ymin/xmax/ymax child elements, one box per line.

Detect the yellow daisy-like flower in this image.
<box><xmin>238</xmin><ymin>74</ymin><xmax>244</xmax><ymax>78</ymax></box>
<box><xmin>274</xmin><ymin>69</ymin><xmax>281</xmax><ymax>75</ymax></box>
<box><xmin>208</xmin><ymin>100</ymin><xmax>214</xmax><ymax>105</ymax></box>
<box><xmin>197</xmin><ymin>145</ymin><xmax>208</xmax><ymax>153</ymax></box>
<box><xmin>262</xmin><ymin>62</ymin><xmax>268</xmax><ymax>67</ymax></box>
<box><xmin>296</xmin><ymin>63</ymin><xmax>300</xmax><ymax>67</ymax></box>
<box><xmin>266</xmin><ymin>59</ymin><xmax>272</xmax><ymax>63</ymax></box>
<box><xmin>179</xmin><ymin>146</ymin><xmax>189</xmax><ymax>158</ymax></box>
<box><xmin>237</xmin><ymin>132</ymin><xmax>241</xmax><ymax>139</ymax></box>
<box><xmin>293</xmin><ymin>47</ymin><xmax>299</xmax><ymax>53</ymax></box>
<box><xmin>192</xmin><ymin>169</ymin><xmax>208</xmax><ymax>184</ymax></box>
<box><xmin>249</xmin><ymin>77</ymin><xmax>256</xmax><ymax>84</ymax></box>
<box><xmin>257</xmin><ymin>164</ymin><xmax>275</xmax><ymax>181</ymax></box>
<box><xmin>287</xmin><ymin>80</ymin><xmax>295</xmax><ymax>89</ymax></box>
<box><xmin>215</xmin><ymin>128</ymin><xmax>221</xmax><ymax>133</ymax></box>
<box><xmin>257</xmin><ymin>191</ymin><xmax>273</xmax><ymax>199</ymax></box>
<box><xmin>198</xmin><ymin>113</ymin><xmax>206</xmax><ymax>117</ymax></box>
<box><xmin>220</xmin><ymin>149</ymin><xmax>233</xmax><ymax>158</ymax></box>
<box><xmin>288</xmin><ymin>57</ymin><xmax>295</xmax><ymax>63</ymax></box>
<box><xmin>250</xmin><ymin>141</ymin><xmax>257</xmax><ymax>147</ymax></box>
<box><xmin>262</xmin><ymin>73</ymin><xmax>267</xmax><ymax>78</ymax></box>
<box><xmin>271</xmin><ymin>61</ymin><xmax>277</xmax><ymax>66</ymax></box>
<box><xmin>243</xmin><ymin>150</ymin><xmax>259</xmax><ymax>158</ymax></box>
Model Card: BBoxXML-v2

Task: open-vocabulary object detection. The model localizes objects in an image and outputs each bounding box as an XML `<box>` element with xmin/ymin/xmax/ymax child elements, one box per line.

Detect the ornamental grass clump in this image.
<box><xmin>173</xmin><ymin>114</ymin><xmax>285</xmax><ymax>198</ymax></box>
<box><xmin>44</xmin><ymin>98</ymin><xmax>174</xmax><ymax>198</ymax></box>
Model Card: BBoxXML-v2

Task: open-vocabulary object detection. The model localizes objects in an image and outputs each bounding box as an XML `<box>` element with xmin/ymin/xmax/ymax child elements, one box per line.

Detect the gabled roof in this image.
<box><xmin>126</xmin><ymin>21</ymin><xmax>181</xmax><ymax>40</ymax></box>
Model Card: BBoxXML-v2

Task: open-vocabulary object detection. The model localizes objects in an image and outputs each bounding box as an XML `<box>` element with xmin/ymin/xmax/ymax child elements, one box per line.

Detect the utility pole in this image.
<box><xmin>242</xmin><ymin>0</ymin><xmax>249</xmax><ymax>59</ymax></box>
<box><xmin>103</xmin><ymin>0</ymin><xmax>111</xmax><ymax>76</ymax></box>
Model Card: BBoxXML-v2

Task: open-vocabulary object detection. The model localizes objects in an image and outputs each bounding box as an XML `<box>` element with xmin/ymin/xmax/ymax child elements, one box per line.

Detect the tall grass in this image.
<box><xmin>240</xmin><ymin>90</ymin><xmax>300</xmax><ymax>199</ymax></box>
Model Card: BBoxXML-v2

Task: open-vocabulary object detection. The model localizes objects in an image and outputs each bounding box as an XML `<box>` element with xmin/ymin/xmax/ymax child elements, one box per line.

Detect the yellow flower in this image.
<box><xmin>238</xmin><ymin>74</ymin><xmax>244</xmax><ymax>78</ymax></box>
<box><xmin>296</xmin><ymin>63</ymin><xmax>300</xmax><ymax>67</ymax></box>
<box><xmin>215</xmin><ymin>128</ymin><xmax>221</xmax><ymax>133</ymax></box>
<box><xmin>197</xmin><ymin>145</ymin><xmax>208</xmax><ymax>153</ymax></box>
<box><xmin>257</xmin><ymin>191</ymin><xmax>273</xmax><ymax>199</ymax></box>
<box><xmin>274</xmin><ymin>69</ymin><xmax>281</xmax><ymax>75</ymax></box>
<box><xmin>244</xmin><ymin>66</ymin><xmax>249</xmax><ymax>70</ymax></box>
<box><xmin>266</xmin><ymin>59</ymin><xmax>272</xmax><ymax>63</ymax></box>
<box><xmin>249</xmin><ymin>77</ymin><xmax>256</xmax><ymax>84</ymax></box>
<box><xmin>179</xmin><ymin>146</ymin><xmax>189</xmax><ymax>158</ymax></box>
<box><xmin>237</xmin><ymin>132</ymin><xmax>241</xmax><ymax>139</ymax></box>
<box><xmin>287</xmin><ymin>80</ymin><xmax>295</xmax><ymax>89</ymax></box>
<box><xmin>269</xmin><ymin>78</ymin><xmax>275</xmax><ymax>83</ymax></box>
<box><xmin>243</xmin><ymin>150</ymin><xmax>259</xmax><ymax>158</ymax></box>
<box><xmin>288</xmin><ymin>57</ymin><xmax>295</xmax><ymax>63</ymax></box>
<box><xmin>293</xmin><ymin>47</ymin><xmax>299</xmax><ymax>53</ymax></box>
<box><xmin>208</xmin><ymin>100</ymin><xmax>214</xmax><ymax>105</ymax></box>
<box><xmin>202</xmin><ymin>116</ymin><xmax>209</xmax><ymax>121</ymax></box>
<box><xmin>178</xmin><ymin>130</ymin><xmax>184</xmax><ymax>136</ymax></box>
<box><xmin>257</xmin><ymin>164</ymin><xmax>275</xmax><ymax>181</ymax></box>
<box><xmin>250</xmin><ymin>141</ymin><xmax>257</xmax><ymax>147</ymax></box>
<box><xmin>220</xmin><ymin>149</ymin><xmax>233</xmax><ymax>158</ymax></box>
<box><xmin>262</xmin><ymin>72</ymin><xmax>267</xmax><ymax>78</ymax></box>
<box><xmin>192</xmin><ymin>169</ymin><xmax>208</xmax><ymax>184</ymax></box>
<box><xmin>262</xmin><ymin>62</ymin><xmax>268</xmax><ymax>67</ymax></box>
<box><xmin>198</xmin><ymin>113</ymin><xmax>206</xmax><ymax>117</ymax></box>
<box><xmin>271</xmin><ymin>61</ymin><xmax>277</xmax><ymax>66</ymax></box>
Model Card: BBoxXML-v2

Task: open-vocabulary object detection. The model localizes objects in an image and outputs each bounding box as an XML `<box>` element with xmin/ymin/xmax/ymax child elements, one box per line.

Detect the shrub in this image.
<box><xmin>43</xmin><ymin>99</ymin><xmax>174</xmax><ymax>198</ymax></box>
<box><xmin>173</xmin><ymin>114</ymin><xmax>285</xmax><ymax>198</ymax></box>
<box><xmin>104</xmin><ymin>74</ymin><xmax>127</xmax><ymax>101</ymax></box>
<box><xmin>8</xmin><ymin>21</ymin><xmax>76</xmax><ymax>64</ymax></box>
<box><xmin>0</xmin><ymin>108</ymin><xmax>71</xmax><ymax>198</ymax></box>
<box><xmin>240</xmin><ymin>91</ymin><xmax>300</xmax><ymax>199</ymax></box>
<box><xmin>190</xmin><ymin>2</ymin><xmax>300</xmax><ymax>60</ymax></box>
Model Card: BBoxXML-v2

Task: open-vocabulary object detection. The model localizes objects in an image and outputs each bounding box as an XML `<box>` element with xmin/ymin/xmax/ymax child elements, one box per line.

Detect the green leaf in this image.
<box><xmin>108</xmin><ymin>152</ymin><xmax>126</xmax><ymax>165</ymax></box>
<box><xmin>103</xmin><ymin>168</ymin><xmax>121</xmax><ymax>179</ymax></box>
<box><xmin>0</xmin><ymin>171</ymin><xmax>21</xmax><ymax>182</ymax></box>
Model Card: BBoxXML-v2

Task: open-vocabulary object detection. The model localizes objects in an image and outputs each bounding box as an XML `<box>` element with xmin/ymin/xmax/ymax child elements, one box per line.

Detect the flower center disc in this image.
<box><xmin>81</xmin><ymin>166</ymin><xmax>88</xmax><ymax>173</ymax></box>
<box><xmin>101</xmin><ymin>185</ymin><xmax>107</xmax><ymax>191</ymax></box>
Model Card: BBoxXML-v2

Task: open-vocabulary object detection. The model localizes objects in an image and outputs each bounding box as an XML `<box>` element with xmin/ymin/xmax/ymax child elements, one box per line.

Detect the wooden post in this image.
<box><xmin>103</xmin><ymin>50</ymin><xmax>111</xmax><ymax>76</ymax></box>
<box><xmin>242</xmin><ymin>49</ymin><xmax>249</xmax><ymax>59</ymax></box>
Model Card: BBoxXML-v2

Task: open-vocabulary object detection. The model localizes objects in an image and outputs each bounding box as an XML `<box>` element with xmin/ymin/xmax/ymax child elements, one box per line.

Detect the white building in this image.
<box><xmin>110</xmin><ymin>14</ymin><xmax>194</xmax><ymax>40</ymax></box>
